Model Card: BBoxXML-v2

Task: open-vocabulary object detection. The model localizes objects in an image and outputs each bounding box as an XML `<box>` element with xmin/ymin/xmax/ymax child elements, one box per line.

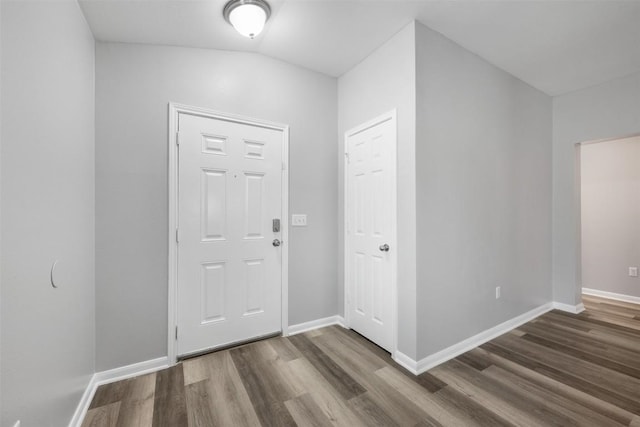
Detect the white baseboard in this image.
<box><xmin>287</xmin><ymin>315</ymin><xmax>346</xmax><ymax>336</ymax></box>
<box><xmin>552</xmin><ymin>301</ymin><xmax>585</xmax><ymax>314</ymax></box>
<box><xmin>69</xmin><ymin>357</ymin><xmax>169</xmax><ymax>427</ymax></box>
<box><xmin>582</xmin><ymin>288</ymin><xmax>640</xmax><ymax>305</ymax></box>
<box><xmin>68</xmin><ymin>375</ymin><xmax>96</xmax><ymax>427</ymax></box>
<box><xmin>394</xmin><ymin>302</ymin><xmax>554</xmax><ymax>375</ymax></box>
<box><xmin>392</xmin><ymin>350</ymin><xmax>419</xmax><ymax>374</ymax></box>
<box><xmin>92</xmin><ymin>356</ymin><xmax>169</xmax><ymax>386</ymax></box>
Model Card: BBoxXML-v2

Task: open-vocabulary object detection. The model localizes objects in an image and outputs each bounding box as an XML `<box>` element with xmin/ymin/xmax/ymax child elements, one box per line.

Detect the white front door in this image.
<box><xmin>345</xmin><ymin>112</ymin><xmax>396</xmax><ymax>353</ymax></box>
<box><xmin>177</xmin><ymin>112</ymin><xmax>285</xmax><ymax>357</ymax></box>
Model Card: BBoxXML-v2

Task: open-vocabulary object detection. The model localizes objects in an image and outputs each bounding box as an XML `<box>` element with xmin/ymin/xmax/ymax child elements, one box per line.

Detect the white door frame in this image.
<box><xmin>343</xmin><ymin>109</ymin><xmax>398</xmax><ymax>357</ymax></box>
<box><xmin>168</xmin><ymin>102</ymin><xmax>289</xmax><ymax>364</ymax></box>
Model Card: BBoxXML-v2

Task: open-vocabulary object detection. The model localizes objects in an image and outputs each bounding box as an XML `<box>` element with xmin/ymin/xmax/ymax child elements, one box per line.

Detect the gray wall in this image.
<box><xmin>95</xmin><ymin>42</ymin><xmax>338</xmax><ymax>370</ymax></box>
<box><xmin>1</xmin><ymin>1</ymin><xmax>95</xmax><ymax>426</ymax></box>
<box><xmin>338</xmin><ymin>23</ymin><xmax>418</xmax><ymax>359</ymax></box>
<box><xmin>0</xmin><ymin>0</ymin><xmax>3</xmax><ymax>419</ymax></box>
<box><xmin>553</xmin><ymin>71</ymin><xmax>640</xmax><ymax>306</ymax></box>
<box><xmin>415</xmin><ymin>23</ymin><xmax>553</xmax><ymax>359</ymax></box>
<box><xmin>581</xmin><ymin>136</ymin><xmax>640</xmax><ymax>296</ymax></box>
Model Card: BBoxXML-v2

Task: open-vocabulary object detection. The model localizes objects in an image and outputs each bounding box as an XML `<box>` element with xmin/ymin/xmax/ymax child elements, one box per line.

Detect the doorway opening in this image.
<box><xmin>168</xmin><ymin>103</ymin><xmax>290</xmax><ymax>363</ymax></box>
<box><xmin>578</xmin><ymin>134</ymin><xmax>640</xmax><ymax>305</ymax></box>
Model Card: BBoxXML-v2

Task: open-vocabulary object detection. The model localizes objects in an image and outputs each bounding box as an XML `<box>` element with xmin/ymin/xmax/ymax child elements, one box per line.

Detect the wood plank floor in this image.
<box><xmin>82</xmin><ymin>295</ymin><xmax>640</xmax><ymax>426</ymax></box>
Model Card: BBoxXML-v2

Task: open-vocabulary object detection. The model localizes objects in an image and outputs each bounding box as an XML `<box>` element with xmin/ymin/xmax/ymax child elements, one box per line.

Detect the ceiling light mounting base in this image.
<box><xmin>223</xmin><ymin>0</ymin><xmax>271</xmax><ymax>39</ymax></box>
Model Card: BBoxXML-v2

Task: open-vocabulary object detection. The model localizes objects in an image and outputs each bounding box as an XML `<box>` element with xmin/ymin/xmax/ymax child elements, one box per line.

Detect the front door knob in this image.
<box><xmin>273</xmin><ymin>239</ymin><xmax>281</xmax><ymax>247</ymax></box>
<box><xmin>379</xmin><ymin>244</ymin><xmax>389</xmax><ymax>252</ymax></box>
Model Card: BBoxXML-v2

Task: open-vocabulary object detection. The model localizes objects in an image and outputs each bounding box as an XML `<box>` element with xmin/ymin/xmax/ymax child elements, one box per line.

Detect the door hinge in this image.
<box><xmin>175</xmin><ymin>326</ymin><xmax>178</xmax><ymax>340</ymax></box>
<box><xmin>175</xmin><ymin>228</ymin><xmax>179</xmax><ymax>243</ymax></box>
<box><xmin>176</xmin><ymin>132</ymin><xmax>180</xmax><ymax>146</ymax></box>
<box><xmin>344</xmin><ymin>152</ymin><xmax>350</xmax><ymax>164</ymax></box>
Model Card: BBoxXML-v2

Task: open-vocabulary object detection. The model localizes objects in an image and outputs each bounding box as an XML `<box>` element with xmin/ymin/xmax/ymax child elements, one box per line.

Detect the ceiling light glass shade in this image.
<box><xmin>224</xmin><ymin>0</ymin><xmax>271</xmax><ymax>39</ymax></box>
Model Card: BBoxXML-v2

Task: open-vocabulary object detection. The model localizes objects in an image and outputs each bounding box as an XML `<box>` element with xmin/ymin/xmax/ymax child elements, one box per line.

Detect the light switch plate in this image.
<box><xmin>292</xmin><ymin>214</ymin><xmax>307</xmax><ymax>227</ymax></box>
<box><xmin>630</xmin><ymin>267</ymin><xmax>638</xmax><ymax>277</ymax></box>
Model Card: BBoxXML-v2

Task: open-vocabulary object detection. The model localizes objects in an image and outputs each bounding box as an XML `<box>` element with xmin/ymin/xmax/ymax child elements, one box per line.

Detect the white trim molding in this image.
<box><xmin>392</xmin><ymin>350</ymin><xmax>419</xmax><ymax>374</ymax></box>
<box><xmin>92</xmin><ymin>357</ymin><xmax>169</xmax><ymax>385</ymax></box>
<box><xmin>582</xmin><ymin>288</ymin><xmax>640</xmax><ymax>305</ymax></box>
<box><xmin>68</xmin><ymin>376</ymin><xmax>95</xmax><ymax>427</ymax></box>
<box><xmin>394</xmin><ymin>303</ymin><xmax>554</xmax><ymax>376</ymax></box>
<box><xmin>287</xmin><ymin>316</ymin><xmax>346</xmax><ymax>336</ymax></box>
<box><xmin>69</xmin><ymin>357</ymin><xmax>169</xmax><ymax>427</ymax></box>
<box><xmin>552</xmin><ymin>301</ymin><xmax>585</xmax><ymax>314</ymax></box>
<box><xmin>167</xmin><ymin>102</ymin><xmax>290</xmax><ymax>362</ymax></box>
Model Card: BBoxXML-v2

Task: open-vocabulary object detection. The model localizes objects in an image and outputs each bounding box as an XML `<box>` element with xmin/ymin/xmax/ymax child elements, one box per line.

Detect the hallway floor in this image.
<box><xmin>83</xmin><ymin>295</ymin><xmax>640</xmax><ymax>426</ymax></box>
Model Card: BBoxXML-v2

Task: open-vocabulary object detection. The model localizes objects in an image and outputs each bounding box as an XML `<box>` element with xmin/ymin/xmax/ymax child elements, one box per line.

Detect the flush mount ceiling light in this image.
<box><xmin>223</xmin><ymin>0</ymin><xmax>271</xmax><ymax>39</ymax></box>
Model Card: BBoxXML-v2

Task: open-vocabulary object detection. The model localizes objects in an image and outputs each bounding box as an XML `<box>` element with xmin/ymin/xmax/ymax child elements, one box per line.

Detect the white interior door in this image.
<box><xmin>177</xmin><ymin>112</ymin><xmax>284</xmax><ymax>357</ymax></box>
<box><xmin>345</xmin><ymin>112</ymin><xmax>396</xmax><ymax>353</ymax></box>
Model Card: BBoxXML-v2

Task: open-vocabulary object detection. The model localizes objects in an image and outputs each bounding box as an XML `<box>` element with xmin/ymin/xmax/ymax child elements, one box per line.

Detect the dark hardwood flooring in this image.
<box><xmin>82</xmin><ymin>295</ymin><xmax>640</xmax><ymax>426</ymax></box>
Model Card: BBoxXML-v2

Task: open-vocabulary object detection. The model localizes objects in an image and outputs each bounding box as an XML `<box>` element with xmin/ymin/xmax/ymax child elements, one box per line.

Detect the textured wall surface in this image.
<box><xmin>95</xmin><ymin>42</ymin><xmax>338</xmax><ymax>370</ymax></box>
<box><xmin>415</xmin><ymin>23</ymin><xmax>553</xmax><ymax>359</ymax></box>
<box><xmin>1</xmin><ymin>2</ymin><xmax>95</xmax><ymax>425</ymax></box>
<box><xmin>553</xmin><ymin>71</ymin><xmax>640</xmax><ymax>305</ymax></box>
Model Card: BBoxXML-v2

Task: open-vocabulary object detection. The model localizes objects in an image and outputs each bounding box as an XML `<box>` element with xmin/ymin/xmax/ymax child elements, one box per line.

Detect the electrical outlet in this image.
<box><xmin>291</xmin><ymin>214</ymin><xmax>307</xmax><ymax>227</ymax></box>
<box><xmin>630</xmin><ymin>267</ymin><xmax>639</xmax><ymax>277</ymax></box>
<box><xmin>495</xmin><ymin>286</ymin><xmax>501</xmax><ymax>299</ymax></box>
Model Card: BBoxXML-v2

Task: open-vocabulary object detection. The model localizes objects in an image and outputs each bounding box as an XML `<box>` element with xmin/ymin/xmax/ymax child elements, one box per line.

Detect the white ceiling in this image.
<box><xmin>79</xmin><ymin>0</ymin><xmax>640</xmax><ymax>96</ymax></box>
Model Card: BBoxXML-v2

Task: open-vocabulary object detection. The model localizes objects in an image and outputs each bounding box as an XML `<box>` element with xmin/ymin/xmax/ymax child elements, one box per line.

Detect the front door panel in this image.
<box><xmin>177</xmin><ymin>113</ymin><xmax>283</xmax><ymax>357</ymax></box>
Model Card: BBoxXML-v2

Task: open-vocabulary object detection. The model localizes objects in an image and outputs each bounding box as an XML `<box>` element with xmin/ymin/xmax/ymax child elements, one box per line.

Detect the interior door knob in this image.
<box><xmin>273</xmin><ymin>239</ymin><xmax>281</xmax><ymax>247</ymax></box>
<box><xmin>379</xmin><ymin>244</ymin><xmax>389</xmax><ymax>252</ymax></box>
